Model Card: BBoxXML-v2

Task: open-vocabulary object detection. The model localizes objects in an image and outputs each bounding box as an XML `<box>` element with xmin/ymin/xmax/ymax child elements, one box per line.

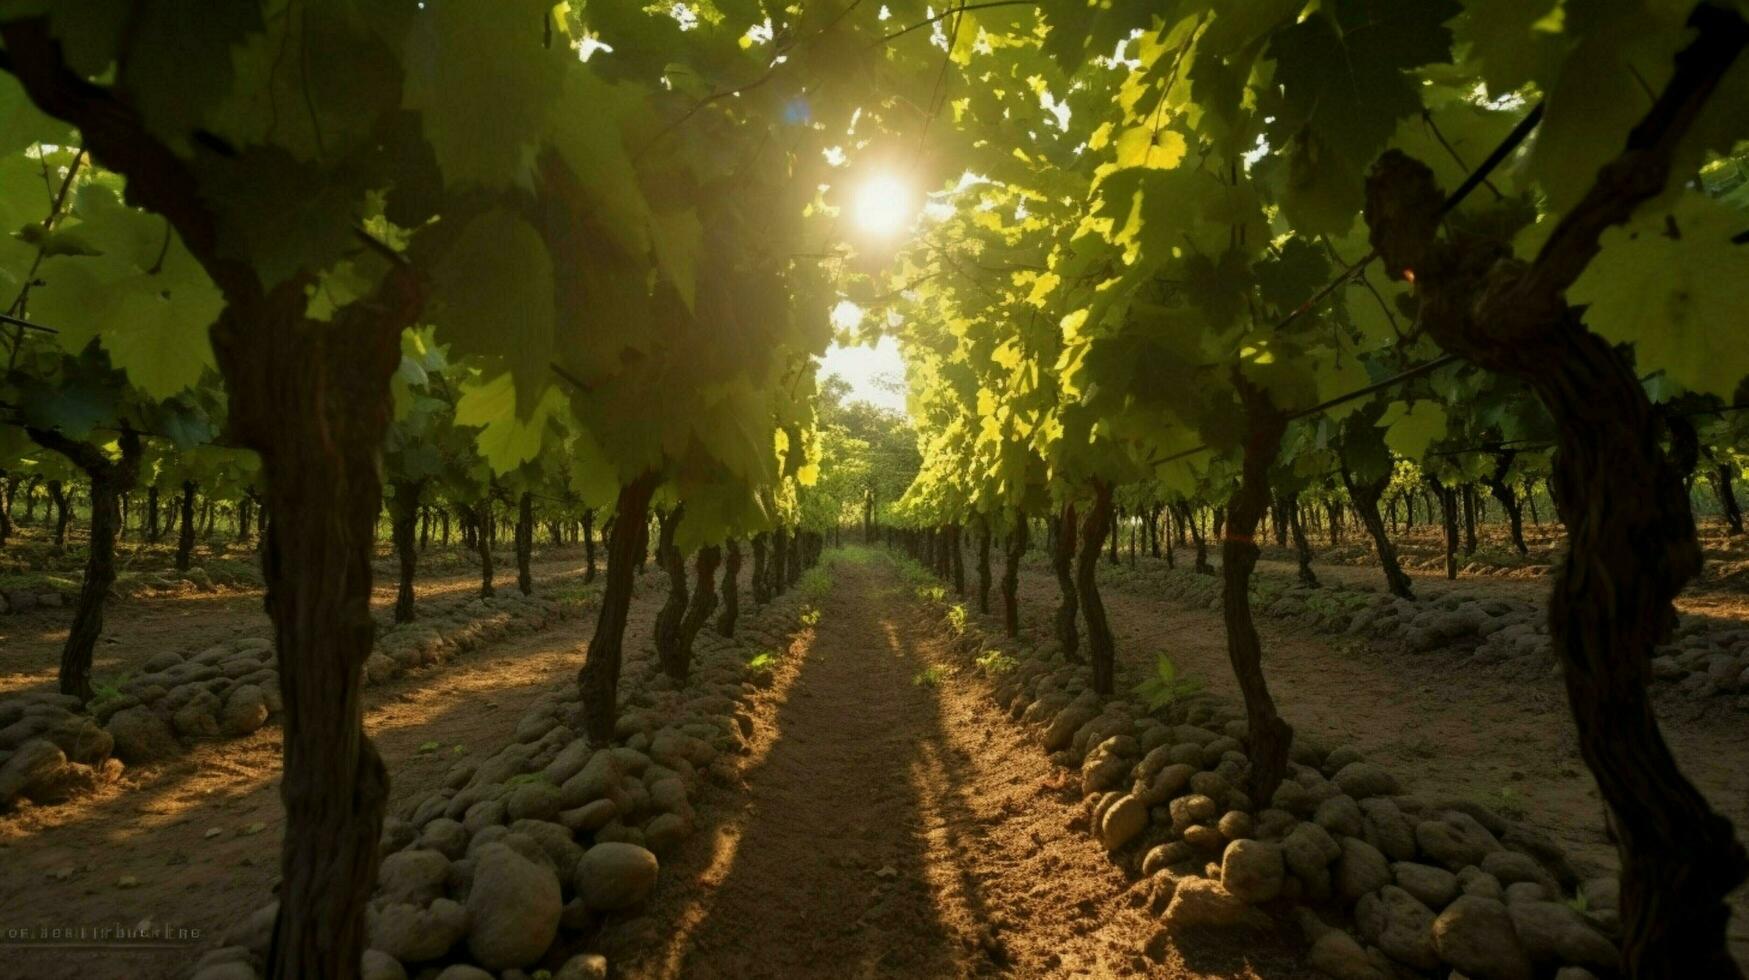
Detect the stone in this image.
<box><xmin>1282</xmin><ymin>822</ymin><xmax>1341</xmax><ymax>898</ymax></box>
<box><xmin>1142</xmin><ymin>841</ymin><xmax>1193</xmax><ymax>875</ymax></box>
<box><xmin>1216</xmin><ymin>810</ymin><xmax>1254</xmax><ymax>840</ymax></box>
<box><xmin>360</xmin><ymin>949</ymin><xmax>407</xmax><ymax>980</ymax></box>
<box><xmin>1457</xmin><ymin>865</ymin><xmax>1504</xmax><ymax>900</ymax></box>
<box><xmin>0</xmin><ymin>738</ymin><xmax>66</xmax><ymax>802</ymax></box>
<box><xmin>376</xmin><ymin>848</ymin><xmax>448</xmax><ymax>906</ymax></box>
<box><xmin>172</xmin><ymin>697</ymin><xmax>222</xmax><ymax>737</ymax></box>
<box><xmin>643</xmin><ymin>812</ymin><xmax>691</xmax><ymax>853</ymax></box>
<box><xmin>559</xmin><ymin>750</ymin><xmax>622</xmax><ymax>808</ymax></box>
<box><xmin>433</xmin><ymin>967</ymin><xmax>493</xmax><ymax>980</ymax></box>
<box><xmin>418</xmin><ymin>816</ymin><xmax>469</xmax><ymax>857</ymax></box>
<box><xmin>1416</xmin><ymin>811</ymin><xmax>1502</xmax><ymax>870</ymax></box>
<box><xmin>1219</xmin><ymin>839</ymin><xmax>1284</xmax><ymax>903</ymax></box>
<box><xmin>558</xmin><ymin>798</ymin><xmax>618</xmax><ymax>833</ymax></box>
<box><xmin>221</xmin><ymin>685</ymin><xmax>270</xmax><ymax>736</ymax></box>
<box><xmin>1315</xmin><ymin>794</ymin><xmax>1364</xmax><ymax>838</ymax></box>
<box><xmin>554</xmin><ymin>952</ymin><xmax>610</xmax><ymax>980</ymax></box>
<box><xmin>1481</xmin><ymin>850</ymin><xmax>1557</xmax><ymax>893</ymax></box>
<box><xmin>1043</xmin><ymin>702</ymin><xmax>1100</xmax><ymax>752</ymax></box>
<box><xmin>1507</xmin><ymin>900</ymin><xmax>1618</xmax><ymax>971</ymax></box>
<box><xmin>1335</xmin><ymin>836</ymin><xmax>1392</xmax><ymax>901</ymax></box>
<box><xmin>1081</xmin><ymin>736</ymin><xmax>1136</xmax><ymax>795</ymax></box>
<box><xmin>1143</xmin><ymin>763</ymin><xmax>1196</xmax><ymax>804</ymax></box>
<box><xmin>1355</xmin><ymin>885</ymin><xmax>1437</xmax><ymax>969</ymax></box>
<box><xmin>1182</xmin><ymin>824</ymin><xmax>1224</xmax><ymax>851</ymax></box>
<box><xmin>105</xmin><ymin>706</ymin><xmax>181</xmax><ymax>763</ymax></box>
<box><xmin>1432</xmin><ymin>895</ymin><xmax>1534</xmax><ymax>980</ymax></box>
<box><xmin>467</xmin><ymin>843</ymin><xmax>561</xmax><ymax>969</ymax></box>
<box><xmin>1099</xmin><ymin>794</ymin><xmax>1148</xmax><ymax>851</ymax></box>
<box><xmin>1168</xmin><ymin>793</ymin><xmax>1219</xmax><ymax>832</ymax></box>
<box><xmin>1308</xmin><ymin>929</ymin><xmax>1388</xmax><ymax>980</ymax></box>
<box><xmin>505</xmin><ymin>780</ymin><xmax>564</xmax><ymax>822</ymax></box>
<box><xmin>1164</xmin><ymin>878</ymin><xmax>1249</xmax><ymax>927</ymax></box>
<box><xmin>370</xmin><ymin>898</ymin><xmax>466</xmax><ymax>962</ymax></box>
<box><xmin>575</xmin><ymin>842</ymin><xmax>660</xmax><ymax>911</ymax></box>
<box><xmin>1359</xmin><ymin>797</ymin><xmax>1416</xmax><ymax>861</ymax></box>
<box><xmin>1392</xmin><ymin>861</ymin><xmax>1459</xmax><ymax>910</ymax></box>
<box><xmin>1332</xmin><ymin>762</ymin><xmax>1399</xmax><ymax>799</ymax></box>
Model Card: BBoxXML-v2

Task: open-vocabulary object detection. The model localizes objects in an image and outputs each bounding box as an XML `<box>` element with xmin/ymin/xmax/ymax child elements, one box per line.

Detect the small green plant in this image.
<box><xmin>1134</xmin><ymin>653</ymin><xmax>1203</xmax><ymax>711</ymax></box>
<box><xmin>913</xmin><ymin>665</ymin><xmax>945</xmax><ymax>687</ymax></box>
<box><xmin>747</xmin><ymin>651</ymin><xmax>778</xmax><ymax>672</ymax></box>
<box><xmin>797</xmin><ymin>567</ymin><xmax>832</xmax><ymax>601</ymax></box>
<box><xmin>945</xmin><ymin>602</ymin><xmax>968</xmax><ymax>636</ymax></box>
<box><xmin>417</xmin><ymin>740</ymin><xmax>441</xmax><ymax>753</ymax></box>
<box><xmin>915</xmin><ymin>584</ymin><xmax>946</xmax><ymax>604</ymax></box>
<box><xmin>974</xmin><ymin>649</ymin><xmax>1018</xmax><ymax>675</ymax></box>
<box><xmin>1489</xmin><ymin>786</ymin><xmax>1528</xmax><ymax>820</ymax></box>
<box><xmin>799</xmin><ymin>605</ymin><xmax>822</xmax><ymax>627</ymax></box>
<box><xmin>505</xmin><ymin>772</ymin><xmax>550</xmax><ymax>787</ymax></box>
<box><xmin>1565</xmin><ymin>891</ymin><xmax>1590</xmax><ymax>914</ymax></box>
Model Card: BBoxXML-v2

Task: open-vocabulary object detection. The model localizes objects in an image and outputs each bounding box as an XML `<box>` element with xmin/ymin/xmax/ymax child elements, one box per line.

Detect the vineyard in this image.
<box><xmin>0</xmin><ymin>1</ymin><xmax>1747</xmax><ymax>978</ymax></box>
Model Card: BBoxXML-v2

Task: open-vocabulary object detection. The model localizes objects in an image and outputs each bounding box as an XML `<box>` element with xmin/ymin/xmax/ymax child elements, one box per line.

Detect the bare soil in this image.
<box><xmin>609</xmin><ymin>558</ymin><xmax>1312</xmax><ymax>979</ymax></box>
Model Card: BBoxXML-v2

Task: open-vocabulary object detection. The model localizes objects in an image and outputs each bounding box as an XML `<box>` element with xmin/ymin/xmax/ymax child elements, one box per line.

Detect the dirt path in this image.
<box><xmin>612</xmin><ymin>558</ymin><xmax>1310</xmax><ymax>979</ymax></box>
<box><xmin>1014</xmin><ymin>567</ymin><xmax>1749</xmax><ymax>962</ymax></box>
<box><xmin>0</xmin><ymin>554</ymin><xmax>591</xmax><ymax>696</ymax></box>
<box><xmin>0</xmin><ymin>570</ymin><xmax>659</xmax><ymax>980</ymax></box>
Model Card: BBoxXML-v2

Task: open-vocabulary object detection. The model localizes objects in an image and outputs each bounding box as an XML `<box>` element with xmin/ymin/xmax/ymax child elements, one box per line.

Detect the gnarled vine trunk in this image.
<box><xmin>1001</xmin><ymin>514</ymin><xmax>1025</xmax><ymax>637</ymax></box>
<box><xmin>475</xmin><ymin>498</ymin><xmax>495</xmax><ymax>598</ymax></box>
<box><xmin>515</xmin><ymin>491</ymin><xmax>534</xmax><ymax>595</ymax></box>
<box><xmin>583</xmin><ymin>508</ymin><xmax>597</xmax><ymax>582</ymax></box>
<box><xmin>388</xmin><ymin>480</ymin><xmax>422</xmax><ymax>623</ymax></box>
<box><xmin>1076</xmin><ymin>482</ymin><xmax>1116</xmax><ymax>695</ymax></box>
<box><xmin>579</xmin><ymin>474</ymin><xmax>659</xmax><ymax>744</ymax></box>
<box><xmin>750</xmin><ymin>532</ymin><xmax>769</xmax><ymax>605</ymax></box>
<box><xmin>1485</xmin><ymin>453</ymin><xmax>1530</xmax><ymax>556</ymax></box>
<box><xmin>653</xmin><ymin>507</ymin><xmax>688</xmax><ymax>681</ymax></box>
<box><xmin>1222</xmin><ymin>379</ymin><xmax>1295</xmax><ymax>807</ymax></box>
<box><xmin>975</xmin><ymin>516</ymin><xmax>992</xmax><ymax>615</ymax></box>
<box><xmin>1427</xmin><ymin>476</ymin><xmax>1459</xmax><ymax>580</ymax></box>
<box><xmin>1052</xmin><ymin>502</ymin><xmax>1079</xmax><ymax>660</ymax></box>
<box><xmin>28</xmin><ymin>427</ymin><xmax>141</xmax><ymax>703</ymax></box>
<box><xmin>175</xmin><ymin>480</ymin><xmax>196</xmax><ymax>570</ymax></box>
<box><xmin>1363</xmin><ymin>26</ymin><xmax>1749</xmax><ymax>966</ymax></box>
<box><xmin>1341</xmin><ymin>459</ymin><xmax>1413</xmax><ymax>599</ymax></box>
<box><xmin>716</xmin><ymin>539</ymin><xmax>741</xmax><ymax>637</ymax></box>
<box><xmin>770</xmin><ymin>526</ymin><xmax>789</xmax><ymax>597</ymax></box>
<box><xmin>1711</xmin><ymin>464</ymin><xmax>1743</xmax><ymax>535</ymax></box>
<box><xmin>949</xmin><ymin>523</ymin><xmax>966</xmax><ymax>596</ymax></box>
<box><xmin>1287</xmin><ymin>492</ymin><xmax>1318</xmax><ymax>587</ymax></box>
<box><xmin>673</xmin><ymin>544</ymin><xmax>721</xmax><ymax>683</ymax></box>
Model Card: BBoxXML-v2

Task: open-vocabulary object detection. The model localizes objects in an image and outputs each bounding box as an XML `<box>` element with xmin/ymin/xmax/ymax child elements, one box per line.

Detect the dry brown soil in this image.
<box><xmin>609</xmin><ymin>559</ymin><xmax>1313</xmax><ymax>980</ymax></box>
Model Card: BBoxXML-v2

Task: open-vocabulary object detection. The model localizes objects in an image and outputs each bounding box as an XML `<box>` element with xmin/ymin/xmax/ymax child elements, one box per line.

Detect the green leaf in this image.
<box><xmin>1569</xmin><ymin>192</ymin><xmax>1749</xmax><ymax>400</ymax></box>
<box><xmin>402</xmin><ymin>0</ymin><xmax>563</xmax><ymax>189</ymax></box>
<box><xmin>428</xmin><ymin>208</ymin><xmax>557</xmax><ymax>418</ymax></box>
<box><xmin>1268</xmin><ymin>0</ymin><xmax>1461</xmax><ymax>166</ymax></box>
<box><xmin>649</xmin><ymin>207</ymin><xmax>703</xmax><ymax>313</ymax></box>
<box><xmin>32</xmin><ymin>188</ymin><xmax>221</xmax><ymax>399</ymax></box>
<box><xmin>1377</xmin><ymin>400</ymin><xmax>1447</xmax><ymax>460</ymax></box>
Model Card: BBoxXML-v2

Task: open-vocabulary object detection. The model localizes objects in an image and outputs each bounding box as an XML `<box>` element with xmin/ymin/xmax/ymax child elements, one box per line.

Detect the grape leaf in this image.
<box><xmin>1569</xmin><ymin>192</ymin><xmax>1749</xmax><ymax>400</ymax></box>
<box><xmin>1377</xmin><ymin>399</ymin><xmax>1447</xmax><ymax>459</ymax></box>
<box><xmin>428</xmin><ymin>208</ymin><xmax>557</xmax><ymax>418</ymax></box>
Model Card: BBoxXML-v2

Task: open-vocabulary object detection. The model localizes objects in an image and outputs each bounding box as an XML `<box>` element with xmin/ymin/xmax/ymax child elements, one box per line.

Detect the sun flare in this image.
<box><xmin>851</xmin><ymin>173</ymin><xmax>914</xmax><ymax>238</ymax></box>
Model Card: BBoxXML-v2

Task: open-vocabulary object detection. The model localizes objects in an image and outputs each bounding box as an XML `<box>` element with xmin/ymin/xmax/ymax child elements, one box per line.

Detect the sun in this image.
<box><xmin>851</xmin><ymin>173</ymin><xmax>914</xmax><ymax>238</ymax></box>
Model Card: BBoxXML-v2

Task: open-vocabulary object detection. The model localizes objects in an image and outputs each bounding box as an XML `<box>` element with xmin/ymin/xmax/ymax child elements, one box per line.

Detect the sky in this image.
<box><xmin>817</xmin><ymin>335</ymin><xmax>908</xmax><ymax>413</ymax></box>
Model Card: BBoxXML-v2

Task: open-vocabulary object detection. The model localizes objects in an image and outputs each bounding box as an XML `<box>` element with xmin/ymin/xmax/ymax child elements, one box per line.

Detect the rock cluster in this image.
<box><xmin>0</xmin><ymin>591</ymin><xmax>582</xmax><ymax>810</ymax></box>
<box><xmin>1103</xmin><ymin>559</ymin><xmax>1749</xmax><ymax>710</ymax></box>
<box><xmin>956</xmin><ymin>581</ymin><xmax>1623</xmax><ymax>980</ymax></box>
<box><xmin>191</xmin><ymin>586</ymin><xmax>808</xmax><ymax>980</ymax></box>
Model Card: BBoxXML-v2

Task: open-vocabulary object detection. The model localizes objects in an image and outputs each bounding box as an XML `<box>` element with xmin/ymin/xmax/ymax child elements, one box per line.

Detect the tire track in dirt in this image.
<box><xmin>611</xmin><ymin>556</ymin><xmax>1310</xmax><ymax>979</ymax></box>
